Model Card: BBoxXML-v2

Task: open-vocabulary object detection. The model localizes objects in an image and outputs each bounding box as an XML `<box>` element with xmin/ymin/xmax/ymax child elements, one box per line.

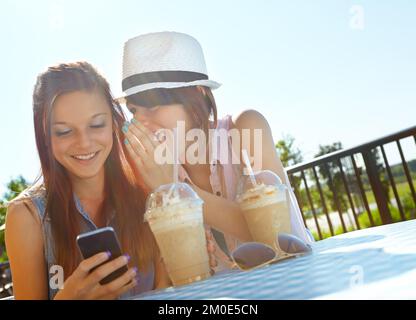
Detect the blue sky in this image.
<box><xmin>1</xmin><ymin>0</ymin><xmax>415</xmax><ymax>194</ymax></box>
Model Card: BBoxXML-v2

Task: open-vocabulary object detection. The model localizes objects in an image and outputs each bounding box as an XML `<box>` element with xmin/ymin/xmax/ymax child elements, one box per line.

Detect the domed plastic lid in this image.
<box><xmin>145</xmin><ymin>182</ymin><xmax>202</xmax><ymax>215</ymax></box>
<box><xmin>236</xmin><ymin>170</ymin><xmax>286</xmax><ymax>199</ymax></box>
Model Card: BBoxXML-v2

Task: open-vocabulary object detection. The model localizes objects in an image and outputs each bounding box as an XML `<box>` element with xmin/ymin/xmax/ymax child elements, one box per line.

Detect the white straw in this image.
<box><xmin>166</xmin><ymin>127</ymin><xmax>179</xmax><ymax>201</ymax></box>
<box><xmin>173</xmin><ymin>127</ymin><xmax>179</xmax><ymax>184</ymax></box>
<box><xmin>242</xmin><ymin>149</ymin><xmax>257</xmax><ymax>187</ymax></box>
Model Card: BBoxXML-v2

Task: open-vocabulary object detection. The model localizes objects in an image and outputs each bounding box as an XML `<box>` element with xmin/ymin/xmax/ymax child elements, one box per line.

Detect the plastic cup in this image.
<box><xmin>236</xmin><ymin>170</ymin><xmax>291</xmax><ymax>250</ymax></box>
<box><xmin>144</xmin><ymin>183</ymin><xmax>211</xmax><ymax>286</ymax></box>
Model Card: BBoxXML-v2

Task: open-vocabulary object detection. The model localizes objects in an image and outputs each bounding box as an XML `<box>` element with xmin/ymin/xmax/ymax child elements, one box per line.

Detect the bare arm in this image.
<box><xmin>232</xmin><ymin>109</ymin><xmax>287</xmax><ymax>183</ymax></box>
<box><xmin>5</xmin><ymin>201</ymin><xmax>48</xmax><ymax>300</ymax></box>
<box><xmin>192</xmin><ymin>185</ymin><xmax>253</xmax><ymax>242</ymax></box>
<box><xmin>192</xmin><ymin>109</ymin><xmax>286</xmax><ymax>242</ymax></box>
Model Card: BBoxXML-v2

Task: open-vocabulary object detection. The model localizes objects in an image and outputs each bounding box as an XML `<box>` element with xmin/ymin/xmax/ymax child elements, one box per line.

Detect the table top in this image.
<box><xmin>132</xmin><ymin>219</ymin><xmax>416</xmax><ymax>300</ymax></box>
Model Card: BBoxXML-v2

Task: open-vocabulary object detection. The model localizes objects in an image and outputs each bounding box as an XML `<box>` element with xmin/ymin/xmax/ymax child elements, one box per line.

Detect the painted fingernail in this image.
<box><xmin>124</xmin><ymin>138</ymin><xmax>129</xmax><ymax>145</ymax></box>
<box><xmin>105</xmin><ymin>251</ymin><xmax>111</xmax><ymax>259</ymax></box>
<box><xmin>133</xmin><ymin>267</ymin><xmax>138</xmax><ymax>274</ymax></box>
<box><xmin>124</xmin><ymin>254</ymin><xmax>131</xmax><ymax>263</ymax></box>
<box><xmin>122</xmin><ymin>125</ymin><xmax>128</xmax><ymax>133</ymax></box>
<box><xmin>131</xmin><ymin>118</ymin><xmax>138</xmax><ymax>124</ymax></box>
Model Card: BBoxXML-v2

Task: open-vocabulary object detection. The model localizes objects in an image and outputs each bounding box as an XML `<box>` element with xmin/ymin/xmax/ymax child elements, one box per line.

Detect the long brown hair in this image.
<box><xmin>32</xmin><ymin>61</ymin><xmax>157</xmax><ymax>277</ymax></box>
<box><xmin>126</xmin><ymin>86</ymin><xmax>218</xmax><ymax>135</ymax></box>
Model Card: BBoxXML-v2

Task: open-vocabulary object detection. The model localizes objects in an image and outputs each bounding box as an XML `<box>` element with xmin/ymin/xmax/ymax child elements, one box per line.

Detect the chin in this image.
<box><xmin>65</xmin><ymin>156</ymin><xmax>107</xmax><ymax>181</ymax></box>
<box><xmin>74</xmin><ymin>170</ymin><xmax>103</xmax><ymax>180</ymax></box>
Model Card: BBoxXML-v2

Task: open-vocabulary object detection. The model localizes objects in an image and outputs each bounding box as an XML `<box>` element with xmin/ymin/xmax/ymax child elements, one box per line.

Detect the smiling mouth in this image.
<box><xmin>71</xmin><ymin>151</ymin><xmax>100</xmax><ymax>161</ymax></box>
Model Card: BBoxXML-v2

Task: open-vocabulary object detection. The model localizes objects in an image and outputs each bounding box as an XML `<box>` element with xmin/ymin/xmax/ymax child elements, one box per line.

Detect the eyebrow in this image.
<box><xmin>52</xmin><ymin>113</ymin><xmax>108</xmax><ymax>125</ymax></box>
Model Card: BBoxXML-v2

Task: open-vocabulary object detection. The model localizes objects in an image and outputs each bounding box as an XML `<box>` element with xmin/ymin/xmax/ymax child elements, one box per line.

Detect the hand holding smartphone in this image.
<box><xmin>76</xmin><ymin>227</ymin><xmax>129</xmax><ymax>285</ymax></box>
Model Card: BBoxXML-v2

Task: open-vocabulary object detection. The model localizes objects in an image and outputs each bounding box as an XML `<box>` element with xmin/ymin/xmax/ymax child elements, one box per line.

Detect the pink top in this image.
<box><xmin>179</xmin><ymin>115</ymin><xmax>314</xmax><ymax>272</ymax></box>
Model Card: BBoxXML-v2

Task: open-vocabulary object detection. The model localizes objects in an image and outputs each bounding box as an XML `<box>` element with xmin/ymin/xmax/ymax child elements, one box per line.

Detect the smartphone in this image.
<box><xmin>76</xmin><ymin>227</ymin><xmax>129</xmax><ymax>285</ymax></box>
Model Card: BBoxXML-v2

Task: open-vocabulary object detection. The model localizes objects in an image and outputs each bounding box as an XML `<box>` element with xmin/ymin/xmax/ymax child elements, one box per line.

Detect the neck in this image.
<box><xmin>70</xmin><ymin>169</ymin><xmax>106</xmax><ymax>202</ymax></box>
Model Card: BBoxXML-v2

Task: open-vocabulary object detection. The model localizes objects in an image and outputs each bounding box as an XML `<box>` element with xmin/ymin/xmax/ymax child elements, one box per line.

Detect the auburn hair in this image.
<box><xmin>32</xmin><ymin>61</ymin><xmax>157</xmax><ymax>277</ymax></box>
<box><xmin>125</xmin><ymin>86</ymin><xmax>218</xmax><ymax>135</ymax></box>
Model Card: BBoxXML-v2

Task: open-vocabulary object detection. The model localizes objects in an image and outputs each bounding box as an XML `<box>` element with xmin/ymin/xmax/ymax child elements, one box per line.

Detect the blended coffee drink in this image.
<box><xmin>236</xmin><ymin>170</ymin><xmax>291</xmax><ymax>250</ymax></box>
<box><xmin>144</xmin><ymin>183</ymin><xmax>211</xmax><ymax>286</ymax></box>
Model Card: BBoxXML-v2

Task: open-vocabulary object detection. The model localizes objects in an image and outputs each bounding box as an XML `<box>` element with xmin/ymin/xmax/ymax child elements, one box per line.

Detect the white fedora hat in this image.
<box><xmin>118</xmin><ymin>31</ymin><xmax>221</xmax><ymax>102</ymax></box>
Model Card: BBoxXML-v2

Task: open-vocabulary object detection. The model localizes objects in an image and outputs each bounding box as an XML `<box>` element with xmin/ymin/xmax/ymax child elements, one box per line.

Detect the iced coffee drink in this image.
<box><xmin>236</xmin><ymin>170</ymin><xmax>291</xmax><ymax>250</ymax></box>
<box><xmin>144</xmin><ymin>183</ymin><xmax>211</xmax><ymax>286</ymax></box>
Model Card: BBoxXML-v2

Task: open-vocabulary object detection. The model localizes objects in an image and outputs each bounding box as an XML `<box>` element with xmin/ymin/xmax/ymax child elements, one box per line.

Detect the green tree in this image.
<box><xmin>275</xmin><ymin>134</ymin><xmax>303</xmax><ymax>168</ymax></box>
<box><xmin>276</xmin><ymin>134</ymin><xmax>303</xmax><ymax>189</ymax></box>
<box><xmin>403</xmin><ymin>191</ymin><xmax>416</xmax><ymax>219</ymax></box>
<box><xmin>315</xmin><ymin>142</ymin><xmax>350</xmax><ymax>213</ymax></box>
<box><xmin>275</xmin><ymin>134</ymin><xmax>308</xmax><ymax>213</ymax></box>
<box><xmin>0</xmin><ymin>176</ymin><xmax>29</xmax><ymax>262</ymax></box>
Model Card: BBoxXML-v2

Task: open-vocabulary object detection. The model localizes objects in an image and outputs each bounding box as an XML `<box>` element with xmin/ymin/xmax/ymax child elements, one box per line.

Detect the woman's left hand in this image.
<box><xmin>123</xmin><ymin>119</ymin><xmax>174</xmax><ymax>191</ymax></box>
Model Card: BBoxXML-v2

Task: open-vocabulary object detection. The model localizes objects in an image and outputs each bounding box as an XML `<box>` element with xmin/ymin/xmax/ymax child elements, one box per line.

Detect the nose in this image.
<box><xmin>75</xmin><ymin>130</ymin><xmax>93</xmax><ymax>150</ymax></box>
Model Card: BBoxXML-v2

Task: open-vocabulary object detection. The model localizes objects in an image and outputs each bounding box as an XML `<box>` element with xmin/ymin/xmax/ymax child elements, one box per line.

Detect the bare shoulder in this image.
<box><xmin>5</xmin><ymin>199</ymin><xmax>43</xmax><ymax>260</ymax></box>
<box><xmin>5</xmin><ymin>183</ymin><xmax>44</xmax><ymax>228</ymax></box>
<box><xmin>6</xmin><ymin>197</ymin><xmax>41</xmax><ymax>228</ymax></box>
<box><xmin>232</xmin><ymin>109</ymin><xmax>270</xmax><ymax>131</ymax></box>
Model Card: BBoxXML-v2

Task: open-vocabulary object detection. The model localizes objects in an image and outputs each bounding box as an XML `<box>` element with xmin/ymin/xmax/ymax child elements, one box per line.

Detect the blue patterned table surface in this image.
<box><xmin>131</xmin><ymin>220</ymin><xmax>416</xmax><ymax>300</ymax></box>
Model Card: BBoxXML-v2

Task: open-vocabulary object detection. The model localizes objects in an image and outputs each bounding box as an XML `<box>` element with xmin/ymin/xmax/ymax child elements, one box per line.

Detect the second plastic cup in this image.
<box><xmin>236</xmin><ymin>170</ymin><xmax>292</xmax><ymax>250</ymax></box>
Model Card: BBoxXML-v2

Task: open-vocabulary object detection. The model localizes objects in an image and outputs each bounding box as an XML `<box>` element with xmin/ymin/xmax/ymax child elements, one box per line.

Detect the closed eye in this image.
<box><xmin>136</xmin><ymin>105</ymin><xmax>160</xmax><ymax>113</ymax></box>
<box><xmin>91</xmin><ymin>124</ymin><xmax>106</xmax><ymax>129</ymax></box>
<box><xmin>54</xmin><ymin>124</ymin><xmax>105</xmax><ymax>137</ymax></box>
<box><xmin>54</xmin><ymin>130</ymin><xmax>71</xmax><ymax>137</ymax></box>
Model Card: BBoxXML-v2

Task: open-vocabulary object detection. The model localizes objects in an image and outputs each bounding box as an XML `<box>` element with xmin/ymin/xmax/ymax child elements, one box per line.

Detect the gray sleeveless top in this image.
<box><xmin>20</xmin><ymin>184</ymin><xmax>154</xmax><ymax>299</ymax></box>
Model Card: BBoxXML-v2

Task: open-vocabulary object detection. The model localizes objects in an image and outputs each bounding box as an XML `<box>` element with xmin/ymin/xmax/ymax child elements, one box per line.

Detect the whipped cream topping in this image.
<box><xmin>144</xmin><ymin>198</ymin><xmax>203</xmax><ymax>223</ymax></box>
<box><xmin>236</xmin><ymin>183</ymin><xmax>287</xmax><ymax>210</ymax></box>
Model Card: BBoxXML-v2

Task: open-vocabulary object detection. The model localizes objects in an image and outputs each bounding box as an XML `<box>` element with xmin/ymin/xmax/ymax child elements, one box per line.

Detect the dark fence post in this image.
<box><xmin>362</xmin><ymin>150</ymin><xmax>392</xmax><ymax>224</ymax></box>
